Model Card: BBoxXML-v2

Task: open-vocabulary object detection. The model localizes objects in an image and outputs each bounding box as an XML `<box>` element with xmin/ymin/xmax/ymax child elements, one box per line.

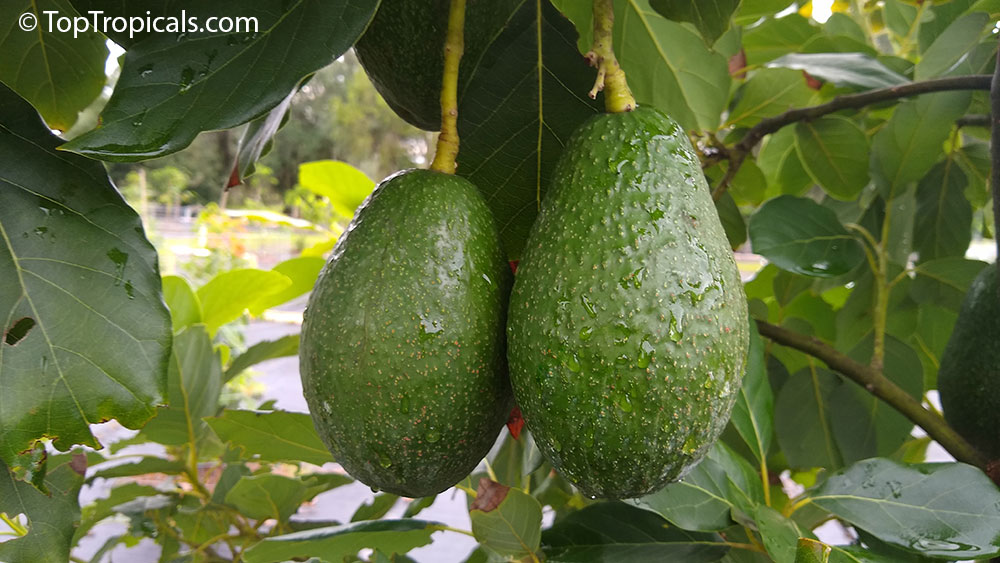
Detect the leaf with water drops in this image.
<box><xmin>810</xmin><ymin>458</ymin><xmax>1000</xmax><ymax>559</ymax></box>
<box><xmin>749</xmin><ymin>195</ymin><xmax>865</xmax><ymax>278</ymax></box>
<box><xmin>0</xmin><ymin>84</ymin><xmax>171</xmax><ymax>471</ymax></box>
<box><xmin>61</xmin><ymin>0</ymin><xmax>379</xmax><ymax>161</ymax></box>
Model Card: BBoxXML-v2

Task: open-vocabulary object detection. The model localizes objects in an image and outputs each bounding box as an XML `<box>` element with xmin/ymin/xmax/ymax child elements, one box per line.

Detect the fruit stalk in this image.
<box><xmin>429</xmin><ymin>0</ymin><xmax>466</xmax><ymax>173</ymax></box>
<box><xmin>586</xmin><ymin>0</ymin><xmax>636</xmax><ymax>113</ymax></box>
<box><xmin>755</xmin><ymin>319</ymin><xmax>988</xmax><ymax>470</ymax></box>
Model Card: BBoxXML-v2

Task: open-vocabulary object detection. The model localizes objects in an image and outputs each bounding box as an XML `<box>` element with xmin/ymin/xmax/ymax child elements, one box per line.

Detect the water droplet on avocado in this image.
<box><xmin>419</xmin><ymin>316</ymin><xmax>443</xmax><ymax>340</ymax></box>
<box><xmin>482</xmin><ymin>273</ymin><xmax>492</xmax><ymax>285</ymax></box>
<box><xmin>583</xmin><ymin>427</ymin><xmax>595</xmax><ymax>447</ymax></box>
<box><xmin>637</xmin><ymin>338</ymin><xmax>654</xmax><ymax>368</ymax></box>
<box><xmin>399</xmin><ymin>396</ymin><xmax>410</xmax><ymax>414</ymax></box>
<box><xmin>378</xmin><ymin>453</ymin><xmax>393</xmax><ymax>468</ymax></box>
<box><xmin>425</xmin><ymin>428</ymin><xmax>441</xmax><ymax>443</ymax></box>
<box><xmin>551</xmin><ymin>437</ymin><xmax>562</xmax><ymax>452</ymax></box>
<box><xmin>580</xmin><ymin>294</ymin><xmax>597</xmax><ymax>318</ymax></box>
<box><xmin>579</xmin><ymin>326</ymin><xmax>594</xmax><ymax>341</ymax></box>
<box><xmin>682</xmin><ymin>434</ymin><xmax>698</xmax><ymax>454</ymax></box>
<box><xmin>612</xmin><ymin>322</ymin><xmax>631</xmax><ymax>345</ymax></box>
<box><xmin>668</xmin><ymin>316</ymin><xmax>683</xmax><ymax>342</ymax></box>
<box><xmin>370</xmin><ymin>485</ymin><xmax>380</xmax><ymax>493</ymax></box>
<box><xmin>615</xmin><ymin>393</ymin><xmax>633</xmax><ymax>413</ymax></box>
<box><xmin>560</xmin><ymin>350</ymin><xmax>581</xmax><ymax>372</ymax></box>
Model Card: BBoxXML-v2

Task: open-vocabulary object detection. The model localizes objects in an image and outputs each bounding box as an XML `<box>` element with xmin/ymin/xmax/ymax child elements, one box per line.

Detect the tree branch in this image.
<box><xmin>712</xmin><ymin>74</ymin><xmax>992</xmax><ymax>200</ymax></box>
<box><xmin>754</xmin><ymin>319</ymin><xmax>988</xmax><ymax>470</ymax></box>
<box><xmin>958</xmin><ymin>114</ymin><xmax>991</xmax><ymax>128</ymax></box>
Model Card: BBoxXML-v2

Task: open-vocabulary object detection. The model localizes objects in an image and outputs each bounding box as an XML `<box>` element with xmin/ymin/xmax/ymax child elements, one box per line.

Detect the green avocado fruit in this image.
<box><xmin>938</xmin><ymin>265</ymin><xmax>1000</xmax><ymax>459</ymax></box>
<box><xmin>507</xmin><ymin>107</ymin><xmax>749</xmax><ymax>499</ymax></box>
<box><xmin>353</xmin><ymin>0</ymin><xmax>518</xmax><ymax>131</ymax></box>
<box><xmin>299</xmin><ymin>169</ymin><xmax>513</xmax><ymax>497</ymax></box>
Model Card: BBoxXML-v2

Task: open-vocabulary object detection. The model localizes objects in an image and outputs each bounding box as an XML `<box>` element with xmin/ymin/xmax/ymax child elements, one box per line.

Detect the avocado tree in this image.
<box><xmin>2</xmin><ymin>0</ymin><xmax>1000</xmax><ymax>562</ymax></box>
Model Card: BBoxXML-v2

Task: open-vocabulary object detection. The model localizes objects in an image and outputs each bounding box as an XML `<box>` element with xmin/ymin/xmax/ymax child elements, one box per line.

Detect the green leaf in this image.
<box><xmin>0</xmin><ymin>84</ymin><xmax>171</xmax><ymax>468</ymax></box>
<box><xmin>88</xmin><ymin>456</ymin><xmax>185</xmax><ymax>481</ymax></box>
<box><xmin>204</xmin><ymin>409</ymin><xmax>333</xmax><ymax>466</ymax></box>
<box><xmin>796</xmin><ymin>538</ymin><xmax>829</xmax><ymax>563</ymax></box>
<box><xmin>910</xmin><ymin>305</ymin><xmax>957</xmax><ymax>390</ymax></box>
<box><xmin>542</xmin><ymin>501</ymin><xmax>729</xmax><ymax>562</ymax></box>
<box><xmin>716</xmin><ymin>191</ymin><xmax>748</xmax><ymax>250</ymax></box>
<box><xmin>196</xmin><ymin>268</ymin><xmax>292</xmax><ymax>333</ymax></box>
<box><xmin>352</xmin><ymin>494</ymin><xmax>399</xmax><ymax>522</ymax></box>
<box><xmin>727</xmin><ymin>68</ymin><xmax>816</xmax><ymax>128</ymax></box>
<box><xmin>470</xmin><ymin>478</ymin><xmax>542</xmax><ymax>559</ymax></box>
<box><xmin>224</xmin><ymin>334</ymin><xmax>300</xmax><ymax>382</ymax></box>
<box><xmin>730</xmin><ymin>321</ymin><xmax>773</xmax><ymax>463</ymax></box>
<box><xmin>810</xmin><ymin>459</ymin><xmax>1000</xmax><ymax>558</ymax></box>
<box><xmin>300</xmin><ymin>473</ymin><xmax>354</xmax><ymax>502</ymax></box>
<box><xmin>794</xmin><ymin>116</ymin><xmax>870</xmax><ymax>200</ymax></box>
<box><xmin>141</xmin><ymin>325</ymin><xmax>222</xmax><ymax>446</ymax></box>
<box><xmin>0</xmin><ymin>454</ymin><xmax>85</xmax><ymax>563</ymax></box>
<box><xmin>648</xmin><ymin>0</ymin><xmax>740</xmax><ymax>43</ymax></box>
<box><xmin>61</xmin><ymin>0</ymin><xmax>379</xmax><ymax>161</ymax></box>
<box><xmin>162</xmin><ymin>275</ymin><xmax>202</xmax><ymax>332</ymax></box>
<box><xmin>242</xmin><ymin>519</ymin><xmax>443</xmax><ymax>563</ymax></box>
<box><xmin>883</xmin><ymin>0</ymin><xmax>919</xmax><ymax>38</ymax></box>
<box><xmin>743</xmin><ymin>15</ymin><xmax>821</xmax><ymax>65</ymax></box>
<box><xmin>250</xmin><ymin>257</ymin><xmax>326</xmax><ymax>315</ymax></box>
<box><xmin>403</xmin><ymin>496</ymin><xmax>436</xmax><ymax>519</ymax></box>
<box><xmin>913</xmin><ymin>160</ymin><xmax>972</xmax><ymax>262</ymax></box>
<box><xmin>767</xmin><ymin>53</ymin><xmax>909</xmax><ymax>90</ymax></box>
<box><xmin>758</xmin><ymin>128</ymin><xmax>813</xmax><ymax>197</ymax></box>
<box><xmin>456</xmin><ymin>0</ymin><xmax>601</xmax><ymax>260</ymax></box>
<box><xmin>749</xmin><ymin>195</ymin><xmax>865</xmax><ymax>278</ymax></box>
<box><xmin>173</xmin><ymin>506</ymin><xmax>229</xmax><ymax>545</ymax></box>
<box><xmin>225</xmin><ymin>474</ymin><xmax>307</xmax><ymax>522</ymax></box>
<box><xmin>775</xmin><ymin>366</ymin><xmax>844</xmax><ymax>469</ymax></box>
<box><xmin>298</xmin><ymin>160</ymin><xmax>376</xmax><ymax>220</ymax></box>
<box><xmin>73</xmin><ymin>482</ymin><xmax>162</xmax><ymax>542</ymax></box>
<box><xmin>0</xmin><ymin>0</ymin><xmax>107</xmax><ymax>131</ymax></box>
<box><xmin>914</xmin><ymin>12</ymin><xmax>991</xmax><ymax>80</ymax></box>
<box><xmin>234</xmin><ymin>88</ymin><xmax>297</xmax><ymax>182</ymax></box>
<box><xmin>755</xmin><ymin>505</ymin><xmax>803</xmax><ymax>563</ymax></box>
<box><xmin>616</xmin><ymin>1</ymin><xmax>731</xmax><ymax>131</ymax></box>
<box><xmin>911</xmin><ymin>258</ymin><xmax>988</xmax><ymax>310</ymax></box>
<box><xmin>870</xmin><ymin>91</ymin><xmax>971</xmax><ymax>198</ymax></box>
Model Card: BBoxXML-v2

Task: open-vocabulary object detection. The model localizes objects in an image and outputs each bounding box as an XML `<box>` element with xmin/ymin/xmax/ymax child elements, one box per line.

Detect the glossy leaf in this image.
<box><xmin>758</xmin><ymin>128</ymin><xmax>814</xmax><ymax>197</ymax></box>
<box><xmin>141</xmin><ymin>325</ymin><xmax>222</xmax><ymax>446</ymax></box>
<box><xmin>542</xmin><ymin>502</ymin><xmax>729</xmax><ymax>562</ymax></box>
<box><xmin>910</xmin><ymin>258</ymin><xmax>988</xmax><ymax>310</ymax></box>
<box><xmin>162</xmin><ymin>275</ymin><xmax>202</xmax><ymax>332</ymax></box>
<box><xmin>914</xmin><ymin>12</ymin><xmax>991</xmax><ymax>80</ymax></box>
<box><xmin>0</xmin><ymin>454</ymin><xmax>85</xmax><ymax>563</ymax></box>
<box><xmin>225</xmin><ymin>474</ymin><xmax>307</xmax><ymax>522</ymax></box>
<box><xmin>913</xmin><ymin>160</ymin><xmax>972</xmax><ymax>262</ymax></box>
<box><xmin>196</xmin><ymin>269</ymin><xmax>292</xmax><ymax>333</ymax></box>
<box><xmin>0</xmin><ymin>84</ymin><xmax>171</xmax><ymax>468</ymax></box>
<box><xmin>794</xmin><ymin>116</ymin><xmax>870</xmax><ymax>201</ymax></box>
<box><xmin>743</xmin><ymin>15</ymin><xmax>820</xmax><ymax>65</ymax></box>
<box><xmin>457</xmin><ymin>0</ymin><xmax>601</xmax><ymax>260</ymax></box>
<box><xmin>204</xmin><ymin>409</ymin><xmax>333</xmax><ymax>466</ymax></box>
<box><xmin>730</xmin><ymin>321</ymin><xmax>773</xmax><ymax>463</ymax></box>
<box><xmin>870</xmin><ymin>91</ymin><xmax>971</xmax><ymax>198</ymax></box>
<box><xmin>756</xmin><ymin>505</ymin><xmax>803</xmax><ymax>563</ymax></box>
<box><xmin>0</xmin><ymin>0</ymin><xmax>107</xmax><ymax>131</ymax></box>
<box><xmin>749</xmin><ymin>195</ymin><xmax>865</xmax><ymax>278</ymax></box>
<box><xmin>298</xmin><ymin>160</ymin><xmax>376</xmax><ymax>220</ymax></box>
<box><xmin>352</xmin><ymin>494</ymin><xmax>400</xmax><ymax>522</ymax></box>
<box><xmin>716</xmin><ymin>191</ymin><xmax>748</xmax><ymax>250</ymax></box>
<box><xmin>767</xmin><ymin>53</ymin><xmax>909</xmax><ymax>89</ymax></box>
<box><xmin>774</xmin><ymin>366</ymin><xmax>843</xmax><ymax>469</ymax></box>
<box><xmin>726</xmin><ymin>68</ymin><xmax>816</xmax><ymax>128</ymax></box>
<box><xmin>224</xmin><ymin>334</ymin><xmax>300</xmax><ymax>381</ymax></box>
<box><xmin>469</xmin><ymin>479</ymin><xmax>542</xmax><ymax>559</ymax></box>
<box><xmin>811</xmin><ymin>459</ymin><xmax>1000</xmax><ymax>559</ymax></box>
<box><xmin>62</xmin><ymin>0</ymin><xmax>379</xmax><ymax>161</ymax></box>
<box><xmin>243</xmin><ymin>519</ymin><xmax>442</xmax><ymax>563</ymax></box>
<box><xmin>234</xmin><ymin>88</ymin><xmax>297</xmax><ymax>181</ymax></box>
<box><xmin>648</xmin><ymin>0</ymin><xmax>740</xmax><ymax>43</ymax></box>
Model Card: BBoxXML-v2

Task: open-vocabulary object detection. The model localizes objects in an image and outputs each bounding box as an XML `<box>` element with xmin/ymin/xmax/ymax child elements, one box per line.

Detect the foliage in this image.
<box><xmin>1</xmin><ymin>0</ymin><xmax>1000</xmax><ymax>562</ymax></box>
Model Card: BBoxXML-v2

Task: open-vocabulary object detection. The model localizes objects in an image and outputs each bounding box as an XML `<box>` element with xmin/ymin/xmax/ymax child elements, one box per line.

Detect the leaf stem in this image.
<box><xmin>786</xmin><ymin>496</ymin><xmax>813</xmax><ymax>517</ymax></box>
<box><xmin>991</xmin><ymin>40</ymin><xmax>1000</xmax><ymax>281</ymax></box>
<box><xmin>712</xmin><ymin>74</ymin><xmax>992</xmax><ymax>200</ymax></box>
<box><xmin>0</xmin><ymin>513</ymin><xmax>27</xmax><ymax>536</ymax></box>
<box><xmin>429</xmin><ymin>0</ymin><xmax>466</xmax><ymax>174</ymax></box>
<box><xmin>432</xmin><ymin>524</ymin><xmax>475</xmax><ymax>537</ymax></box>
<box><xmin>760</xmin><ymin>457</ymin><xmax>771</xmax><ymax>507</ymax></box>
<box><xmin>754</xmin><ymin>319</ymin><xmax>988</xmax><ymax>469</ymax></box>
<box><xmin>724</xmin><ymin>541</ymin><xmax>768</xmax><ymax>553</ymax></box>
<box><xmin>586</xmin><ymin>0</ymin><xmax>636</xmax><ymax>112</ymax></box>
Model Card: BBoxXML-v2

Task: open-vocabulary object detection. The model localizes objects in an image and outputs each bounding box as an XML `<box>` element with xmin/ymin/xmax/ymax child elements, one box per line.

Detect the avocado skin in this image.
<box><xmin>353</xmin><ymin>0</ymin><xmax>518</xmax><ymax>131</ymax></box>
<box><xmin>938</xmin><ymin>265</ymin><xmax>1000</xmax><ymax>459</ymax></box>
<box><xmin>507</xmin><ymin>107</ymin><xmax>749</xmax><ymax>499</ymax></box>
<box><xmin>299</xmin><ymin>169</ymin><xmax>513</xmax><ymax>497</ymax></box>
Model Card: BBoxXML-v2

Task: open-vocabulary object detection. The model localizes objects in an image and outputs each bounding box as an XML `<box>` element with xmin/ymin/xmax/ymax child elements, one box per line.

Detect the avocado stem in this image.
<box><xmin>429</xmin><ymin>0</ymin><xmax>466</xmax><ymax>174</ymax></box>
<box><xmin>586</xmin><ymin>0</ymin><xmax>636</xmax><ymax>113</ymax></box>
<box><xmin>990</xmin><ymin>39</ymin><xmax>1000</xmax><ymax>284</ymax></box>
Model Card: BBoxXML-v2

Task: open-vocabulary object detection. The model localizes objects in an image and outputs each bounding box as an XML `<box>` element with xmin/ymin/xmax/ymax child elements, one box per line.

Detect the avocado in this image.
<box><xmin>299</xmin><ymin>169</ymin><xmax>513</xmax><ymax>497</ymax></box>
<box><xmin>506</xmin><ymin>107</ymin><xmax>749</xmax><ymax>499</ymax></box>
<box><xmin>353</xmin><ymin>0</ymin><xmax>518</xmax><ymax>131</ymax></box>
<box><xmin>938</xmin><ymin>265</ymin><xmax>1000</xmax><ymax>459</ymax></box>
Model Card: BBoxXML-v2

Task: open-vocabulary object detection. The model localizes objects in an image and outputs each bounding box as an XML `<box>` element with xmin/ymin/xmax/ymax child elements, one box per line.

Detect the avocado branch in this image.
<box><xmin>586</xmin><ymin>0</ymin><xmax>636</xmax><ymax>113</ymax></box>
<box><xmin>429</xmin><ymin>0</ymin><xmax>466</xmax><ymax>174</ymax></box>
